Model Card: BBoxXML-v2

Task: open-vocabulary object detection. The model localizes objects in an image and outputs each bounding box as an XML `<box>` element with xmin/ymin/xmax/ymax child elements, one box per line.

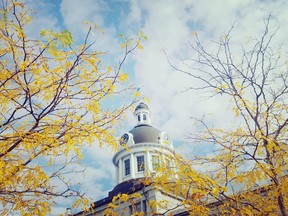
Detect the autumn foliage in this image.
<box><xmin>72</xmin><ymin>17</ymin><xmax>287</xmax><ymax>216</ymax></box>
<box><xmin>173</xmin><ymin>17</ymin><xmax>288</xmax><ymax>215</ymax></box>
<box><xmin>108</xmin><ymin>16</ymin><xmax>288</xmax><ymax>216</ymax></box>
<box><xmin>0</xmin><ymin>0</ymin><xmax>144</xmax><ymax>215</ymax></box>
<box><xmin>105</xmin><ymin>17</ymin><xmax>288</xmax><ymax>216</ymax></box>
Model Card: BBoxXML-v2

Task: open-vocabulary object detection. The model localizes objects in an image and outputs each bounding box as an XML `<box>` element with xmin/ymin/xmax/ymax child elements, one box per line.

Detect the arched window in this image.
<box><xmin>138</xmin><ymin>115</ymin><xmax>141</xmax><ymax>122</ymax></box>
<box><xmin>143</xmin><ymin>114</ymin><xmax>147</xmax><ymax>120</ymax></box>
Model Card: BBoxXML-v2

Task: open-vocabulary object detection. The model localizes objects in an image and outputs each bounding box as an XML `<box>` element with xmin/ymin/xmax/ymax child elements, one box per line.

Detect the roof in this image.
<box><xmin>135</xmin><ymin>102</ymin><xmax>149</xmax><ymax>111</ymax></box>
<box><xmin>129</xmin><ymin>124</ymin><xmax>161</xmax><ymax>144</ymax></box>
<box><xmin>108</xmin><ymin>178</ymin><xmax>145</xmax><ymax>198</ymax></box>
<box><xmin>74</xmin><ymin>179</ymin><xmax>145</xmax><ymax>215</ymax></box>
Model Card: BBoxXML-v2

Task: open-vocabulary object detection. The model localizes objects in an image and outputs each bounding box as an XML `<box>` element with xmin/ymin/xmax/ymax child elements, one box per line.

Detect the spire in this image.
<box><xmin>134</xmin><ymin>102</ymin><xmax>151</xmax><ymax>125</ymax></box>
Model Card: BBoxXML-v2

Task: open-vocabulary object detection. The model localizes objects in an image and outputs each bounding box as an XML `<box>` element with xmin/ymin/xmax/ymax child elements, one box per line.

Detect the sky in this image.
<box><xmin>21</xmin><ymin>0</ymin><xmax>288</xmax><ymax>215</ymax></box>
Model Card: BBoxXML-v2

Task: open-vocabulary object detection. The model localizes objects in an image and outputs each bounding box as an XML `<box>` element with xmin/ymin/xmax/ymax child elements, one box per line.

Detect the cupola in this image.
<box><xmin>112</xmin><ymin>103</ymin><xmax>174</xmax><ymax>185</ymax></box>
<box><xmin>134</xmin><ymin>102</ymin><xmax>151</xmax><ymax>125</ymax></box>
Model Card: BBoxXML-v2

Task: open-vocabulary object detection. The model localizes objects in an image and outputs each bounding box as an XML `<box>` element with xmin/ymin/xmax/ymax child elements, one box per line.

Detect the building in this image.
<box><xmin>72</xmin><ymin>102</ymin><xmax>288</xmax><ymax>216</ymax></box>
<box><xmin>74</xmin><ymin>103</ymin><xmax>185</xmax><ymax>215</ymax></box>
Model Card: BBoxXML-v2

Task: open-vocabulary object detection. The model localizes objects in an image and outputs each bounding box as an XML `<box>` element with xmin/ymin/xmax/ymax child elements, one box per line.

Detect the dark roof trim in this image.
<box><xmin>73</xmin><ymin>179</ymin><xmax>146</xmax><ymax>215</ymax></box>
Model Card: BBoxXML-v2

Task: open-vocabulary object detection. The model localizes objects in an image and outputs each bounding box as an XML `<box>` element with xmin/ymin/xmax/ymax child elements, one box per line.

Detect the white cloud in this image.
<box><xmin>124</xmin><ymin>0</ymin><xmax>288</xmax><ymax>145</ymax></box>
<box><xmin>20</xmin><ymin>0</ymin><xmax>288</xmax><ymax>214</ymax></box>
<box><xmin>49</xmin><ymin>144</ymin><xmax>115</xmax><ymax>215</ymax></box>
<box><xmin>60</xmin><ymin>0</ymin><xmax>107</xmax><ymax>30</ymax></box>
<box><xmin>25</xmin><ymin>1</ymin><xmax>61</xmax><ymax>38</ymax></box>
<box><xmin>60</xmin><ymin>0</ymin><xmax>123</xmax><ymax>59</ymax></box>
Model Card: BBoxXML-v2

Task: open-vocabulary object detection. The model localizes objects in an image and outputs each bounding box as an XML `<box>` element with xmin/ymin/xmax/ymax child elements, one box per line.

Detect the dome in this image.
<box><xmin>135</xmin><ymin>102</ymin><xmax>149</xmax><ymax>111</ymax></box>
<box><xmin>129</xmin><ymin>124</ymin><xmax>161</xmax><ymax>144</ymax></box>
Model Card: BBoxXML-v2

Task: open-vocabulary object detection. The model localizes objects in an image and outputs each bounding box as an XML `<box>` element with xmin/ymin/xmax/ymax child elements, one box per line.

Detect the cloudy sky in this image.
<box><xmin>23</xmin><ymin>0</ymin><xmax>288</xmax><ymax>214</ymax></box>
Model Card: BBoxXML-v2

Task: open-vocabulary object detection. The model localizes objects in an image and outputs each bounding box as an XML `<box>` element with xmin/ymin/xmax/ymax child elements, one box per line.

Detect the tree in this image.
<box><xmin>170</xmin><ymin>16</ymin><xmax>288</xmax><ymax>215</ymax></box>
<box><xmin>99</xmin><ymin>153</ymin><xmax>220</xmax><ymax>216</ymax></box>
<box><xmin>0</xmin><ymin>0</ymin><xmax>144</xmax><ymax>214</ymax></box>
<box><xmin>72</xmin><ymin>17</ymin><xmax>287</xmax><ymax>216</ymax></box>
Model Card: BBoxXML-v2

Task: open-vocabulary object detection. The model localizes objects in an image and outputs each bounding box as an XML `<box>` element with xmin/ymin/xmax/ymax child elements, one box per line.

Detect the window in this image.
<box><xmin>138</xmin><ymin>115</ymin><xmax>141</xmax><ymax>122</ymax></box>
<box><xmin>167</xmin><ymin>159</ymin><xmax>172</xmax><ymax>168</ymax></box>
<box><xmin>137</xmin><ymin>155</ymin><xmax>145</xmax><ymax>172</ymax></box>
<box><xmin>129</xmin><ymin>205</ymin><xmax>133</xmax><ymax>215</ymax></box>
<box><xmin>135</xmin><ymin>202</ymin><xmax>141</xmax><ymax>212</ymax></box>
<box><xmin>143</xmin><ymin>200</ymin><xmax>147</xmax><ymax>214</ymax></box>
<box><xmin>124</xmin><ymin>159</ymin><xmax>130</xmax><ymax>176</ymax></box>
<box><xmin>143</xmin><ymin>114</ymin><xmax>147</xmax><ymax>120</ymax></box>
<box><xmin>129</xmin><ymin>201</ymin><xmax>147</xmax><ymax>214</ymax></box>
<box><xmin>164</xmin><ymin>157</ymin><xmax>173</xmax><ymax>169</ymax></box>
<box><xmin>152</xmin><ymin>155</ymin><xmax>160</xmax><ymax>171</ymax></box>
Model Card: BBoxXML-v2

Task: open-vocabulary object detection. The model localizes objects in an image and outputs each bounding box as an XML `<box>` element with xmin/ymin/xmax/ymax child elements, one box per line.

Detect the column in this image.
<box><xmin>115</xmin><ymin>165</ymin><xmax>118</xmax><ymax>185</ymax></box>
<box><xmin>130</xmin><ymin>153</ymin><xmax>135</xmax><ymax>178</ymax></box>
<box><xmin>146</xmin><ymin>151</ymin><xmax>151</xmax><ymax>171</ymax></box>
<box><xmin>118</xmin><ymin>158</ymin><xmax>122</xmax><ymax>183</ymax></box>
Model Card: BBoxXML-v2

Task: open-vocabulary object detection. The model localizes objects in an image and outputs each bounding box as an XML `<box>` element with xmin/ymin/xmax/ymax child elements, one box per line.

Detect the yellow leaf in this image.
<box><xmin>107</xmin><ymin>66</ymin><xmax>113</xmax><ymax>73</ymax></box>
<box><xmin>119</xmin><ymin>73</ymin><xmax>128</xmax><ymax>82</ymax></box>
<box><xmin>211</xmin><ymin>187</ymin><xmax>219</xmax><ymax>196</ymax></box>
<box><xmin>137</xmin><ymin>44</ymin><xmax>144</xmax><ymax>50</ymax></box>
<box><xmin>134</xmin><ymin>91</ymin><xmax>141</xmax><ymax>98</ymax></box>
<box><xmin>221</xmin><ymin>83</ymin><xmax>228</xmax><ymax>89</ymax></box>
<box><xmin>192</xmin><ymin>31</ymin><xmax>198</xmax><ymax>36</ymax></box>
<box><xmin>222</xmin><ymin>187</ymin><xmax>228</xmax><ymax>192</ymax></box>
<box><xmin>19</xmin><ymin>61</ymin><xmax>27</xmax><ymax>71</ymax></box>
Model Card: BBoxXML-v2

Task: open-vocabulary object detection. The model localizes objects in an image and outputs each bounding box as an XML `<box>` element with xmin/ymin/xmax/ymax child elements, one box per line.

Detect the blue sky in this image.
<box><xmin>22</xmin><ymin>0</ymin><xmax>288</xmax><ymax>214</ymax></box>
